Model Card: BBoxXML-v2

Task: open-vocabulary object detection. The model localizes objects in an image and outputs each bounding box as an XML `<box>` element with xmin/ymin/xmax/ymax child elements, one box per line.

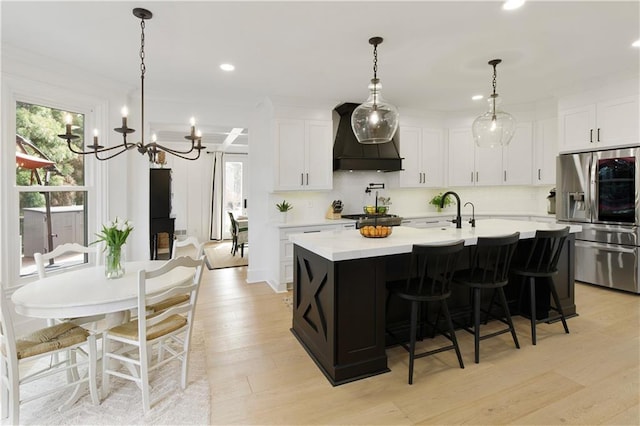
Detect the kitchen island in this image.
<box><xmin>290</xmin><ymin>219</ymin><xmax>581</xmax><ymax>385</ymax></box>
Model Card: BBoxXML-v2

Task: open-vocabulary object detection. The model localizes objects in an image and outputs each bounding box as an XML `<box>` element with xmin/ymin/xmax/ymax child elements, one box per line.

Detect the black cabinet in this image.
<box><xmin>149</xmin><ymin>169</ymin><xmax>174</xmax><ymax>259</ymax></box>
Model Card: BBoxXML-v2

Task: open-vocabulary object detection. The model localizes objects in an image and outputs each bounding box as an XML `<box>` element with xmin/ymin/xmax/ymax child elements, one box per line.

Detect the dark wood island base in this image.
<box><xmin>291</xmin><ymin>231</ymin><xmax>577</xmax><ymax>386</ymax></box>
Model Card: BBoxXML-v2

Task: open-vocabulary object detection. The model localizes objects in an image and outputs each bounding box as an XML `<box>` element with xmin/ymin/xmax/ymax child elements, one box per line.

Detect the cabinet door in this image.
<box><xmin>503</xmin><ymin>122</ymin><xmax>533</xmax><ymax>185</ymax></box>
<box><xmin>447</xmin><ymin>128</ymin><xmax>475</xmax><ymax>187</ymax></box>
<box><xmin>305</xmin><ymin>120</ymin><xmax>333</xmax><ymax>190</ymax></box>
<box><xmin>596</xmin><ymin>96</ymin><xmax>639</xmax><ymax>147</ymax></box>
<box><xmin>275</xmin><ymin>119</ymin><xmax>305</xmax><ymax>190</ymax></box>
<box><xmin>534</xmin><ymin>118</ymin><xmax>558</xmax><ymax>185</ymax></box>
<box><xmin>558</xmin><ymin>104</ymin><xmax>596</xmax><ymax>151</ymax></box>
<box><xmin>421</xmin><ymin>128</ymin><xmax>444</xmax><ymax>187</ymax></box>
<box><xmin>475</xmin><ymin>144</ymin><xmax>503</xmax><ymax>186</ymax></box>
<box><xmin>398</xmin><ymin>126</ymin><xmax>422</xmax><ymax>187</ymax></box>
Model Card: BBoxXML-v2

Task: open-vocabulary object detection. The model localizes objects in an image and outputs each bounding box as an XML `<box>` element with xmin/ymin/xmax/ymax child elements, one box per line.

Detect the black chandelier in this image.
<box><xmin>58</xmin><ymin>8</ymin><xmax>204</xmax><ymax>163</ymax></box>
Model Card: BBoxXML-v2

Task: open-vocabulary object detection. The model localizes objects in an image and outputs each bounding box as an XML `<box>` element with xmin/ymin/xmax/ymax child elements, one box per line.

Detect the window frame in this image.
<box><xmin>2</xmin><ymin>75</ymin><xmax>109</xmax><ymax>289</ymax></box>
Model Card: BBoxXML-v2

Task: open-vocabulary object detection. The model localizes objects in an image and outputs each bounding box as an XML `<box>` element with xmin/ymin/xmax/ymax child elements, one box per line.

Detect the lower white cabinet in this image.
<box><xmin>400</xmin><ymin>217</ymin><xmax>452</xmax><ymax>229</ymax></box>
<box><xmin>278</xmin><ymin>223</ymin><xmax>355</xmax><ymax>289</ymax></box>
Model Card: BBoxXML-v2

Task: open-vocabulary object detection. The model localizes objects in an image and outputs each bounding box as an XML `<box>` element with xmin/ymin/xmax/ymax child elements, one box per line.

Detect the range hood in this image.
<box><xmin>333</xmin><ymin>102</ymin><xmax>403</xmax><ymax>172</ymax></box>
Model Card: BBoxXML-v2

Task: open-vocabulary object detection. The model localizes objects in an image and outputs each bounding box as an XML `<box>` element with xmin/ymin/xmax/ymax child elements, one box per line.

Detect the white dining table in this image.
<box><xmin>12</xmin><ymin>260</ymin><xmax>194</xmax><ymax>326</ymax></box>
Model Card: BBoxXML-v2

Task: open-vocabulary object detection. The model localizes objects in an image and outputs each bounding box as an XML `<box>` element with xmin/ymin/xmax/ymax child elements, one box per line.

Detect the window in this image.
<box><xmin>16</xmin><ymin>101</ymin><xmax>89</xmax><ymax>276</ymax></box>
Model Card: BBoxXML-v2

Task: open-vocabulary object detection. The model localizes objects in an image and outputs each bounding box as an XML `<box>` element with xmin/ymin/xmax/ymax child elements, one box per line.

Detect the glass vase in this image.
<box><xmin>105</xmin><ymin>245</ymin><xmax>125</xmax><ymax>279</ymax></box>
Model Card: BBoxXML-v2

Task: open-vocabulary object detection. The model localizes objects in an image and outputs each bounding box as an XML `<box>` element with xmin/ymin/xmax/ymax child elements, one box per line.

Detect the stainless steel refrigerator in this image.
<box><xmin>557</xmin><ymin>146</ymin><xmax>639</xmax><ymax>293</ymax></box>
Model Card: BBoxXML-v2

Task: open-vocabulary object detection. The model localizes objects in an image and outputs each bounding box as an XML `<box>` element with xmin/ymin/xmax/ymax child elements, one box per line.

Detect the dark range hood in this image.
<box><xmin>333</xmin><ymin>102</ymin><xmax>403</xmax><ymax>172</ymax></box>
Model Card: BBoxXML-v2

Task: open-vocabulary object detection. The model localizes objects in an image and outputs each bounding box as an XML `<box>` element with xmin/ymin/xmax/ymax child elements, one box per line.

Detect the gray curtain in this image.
<box><xmin>209</xmin><ymin>152</ymin><xmax>224</xmax><ymax>240</ymax></box>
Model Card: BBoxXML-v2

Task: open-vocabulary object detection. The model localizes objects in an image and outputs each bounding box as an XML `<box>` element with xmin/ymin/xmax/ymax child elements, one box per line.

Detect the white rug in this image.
<box><xmin>19</xmin><ymin>329</ymin><xmax>210</xmax><ymax>425</ymax></box>
<box><xmin>204</xmin><ymin>242</ymin><xmax>248</xmax><ymax>270</ymax></box>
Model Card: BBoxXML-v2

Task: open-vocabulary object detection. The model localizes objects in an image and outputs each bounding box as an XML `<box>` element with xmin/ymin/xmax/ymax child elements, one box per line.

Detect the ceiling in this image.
<box><xmin>2</xmin><ymin>1</ymin><xmax>639</xmax><ymax>138</ymax></box>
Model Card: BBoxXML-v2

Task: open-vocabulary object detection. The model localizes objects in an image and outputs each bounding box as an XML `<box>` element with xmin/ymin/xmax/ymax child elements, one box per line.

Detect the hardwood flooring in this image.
<box><xmin>196</xmin><ymin>267</ymin><xmax>639</xmax><ymax>425</ymax></box>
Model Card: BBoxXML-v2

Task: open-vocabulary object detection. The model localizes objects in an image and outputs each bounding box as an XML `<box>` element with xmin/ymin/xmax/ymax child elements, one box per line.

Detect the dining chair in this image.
<box><xmin>171</xmin><ymin>236</ymin><xmax>204</xmax><ymax>260</ymax></box>
<box><xmin>34</xmin><ymin>243</ymin><xmax>105</xmax><ymax>328</ymax></box>
<box><xmin>227</xmin><ymin>212</ymin><xmax>248</xmax><ymax>257</ymax></box>
<box><xmin>386</xmin><ymin>241</ymin><xmax>466</xmax><ymax>384</ymax></box>
<box><xmin>0</xmin><ymin>292</ymin><xmax>99</xmax><ymax>425</ymax></box>
<box><xmin>101</xmin><ymin>255</ymin><xmax>205</xmax><ymax>413</ymax></box>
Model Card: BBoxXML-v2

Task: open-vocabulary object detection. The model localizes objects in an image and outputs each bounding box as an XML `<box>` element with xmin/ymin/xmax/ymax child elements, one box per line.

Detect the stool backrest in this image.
<box><xmin>521</xmin><ymin>227</ymin><xmax>570</xmax><ymax>274</ymax></box>
<box><xmin>408</xmin><ymin>240</ymin><xmax>465</xmax><ymax>296</ymax></box>
<box><xmin>467</xmin><ymin>232</ymin><xmax>520</xmax><ymax>285</ymax></box>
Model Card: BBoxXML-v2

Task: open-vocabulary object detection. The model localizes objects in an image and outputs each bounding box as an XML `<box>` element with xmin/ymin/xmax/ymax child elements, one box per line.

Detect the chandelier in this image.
<box><xmin>471</xmin><ymin>59</ymin><xmax>516</xmax><ymax>148</ymax></box>
<box><xmin>351</xmin><ymin>36</ymin><xmax>399</xmax><ymax>144</ymax></box>
<box><xmin>58</xmin><ymin>8</ymin><xmax>204</xmax><ymax>163</ymax></box>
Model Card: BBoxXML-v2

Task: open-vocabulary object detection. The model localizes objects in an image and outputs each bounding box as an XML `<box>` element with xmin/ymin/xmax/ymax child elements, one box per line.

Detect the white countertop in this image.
<box><xmin>289</xmin><ymin>219</ymin><xmax>581</xmax><ymax>262</ymax></box>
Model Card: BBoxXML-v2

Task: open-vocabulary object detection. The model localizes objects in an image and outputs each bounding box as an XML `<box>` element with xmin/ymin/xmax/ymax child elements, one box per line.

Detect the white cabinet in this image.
<box><xmin>448</xmin><ymin>124</ymin><xmax>533</xmax><ymax>187</ymax></box>
<box><xmin>398</xmin><ymin>126</ymin><xmax>444</xmax><ymax>188</ymax></box>
<box><xmin>533</xmin><ymin>118</ymin><xmax>557</xmax><ymax>185</ymax></box>
<box><xmin>559</xmin><ymin>95</ymin><xmax>639</xmax><ymax>151</ymax></box>
<box><xmin>502</xmin><ymin>122</ymin><xmax>533</xmax><ymax>185</ymax></box>
<box><xmin>274</xmin><ymin>119</ymin><xmax>333</xmax><ymax>191</ymax></box>
<box><xmin>278</xmin><ymin>223</ymin><xmax>351</xmax><ymax>289</ymax></box>
<box><xmin>447</xmin><ymin>128</ymin><xmax>476</xmax><ymax>186</ymax></box>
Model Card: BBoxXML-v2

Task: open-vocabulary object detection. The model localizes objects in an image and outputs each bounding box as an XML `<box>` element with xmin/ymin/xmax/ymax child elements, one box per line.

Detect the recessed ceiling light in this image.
<box><xmin>472</xmin><ymin>95</ymin><xmax>484</xmax><ymax>101</ymax></box>
<box><xmin>220</xmin><ymin>63</ymin><xmax>235</xmax><ymax>72</ymax></box>
<box><xmin>632</xmin><ymin>39</ymin><xmax>640</xmax><ymax>48</ymax></box>
<box><xmin>503</xmin><ymin>0</ymin><xmax>525</xmax><ymax>11</ymax></box>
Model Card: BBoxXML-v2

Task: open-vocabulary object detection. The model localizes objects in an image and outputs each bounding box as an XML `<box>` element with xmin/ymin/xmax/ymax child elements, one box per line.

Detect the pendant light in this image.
<box><xmin>472</xmin><ymin>59</ymin><xmax>516</xmax><ymax>148</ymax></box>
<box><xmin>351</xmin><ymin>37</ymin><xmax>399</xmax><ymax>144</ymax></box>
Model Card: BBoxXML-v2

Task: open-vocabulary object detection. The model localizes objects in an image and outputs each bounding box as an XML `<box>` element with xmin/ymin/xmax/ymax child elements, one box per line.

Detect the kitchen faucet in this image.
<box><xmin>464</xmin><ymin>201</ymin><xmax>476</xmax><ymax>227</ymax></box>
<box><xmin>365</xmin><ymin>183</ymin><xmax>385</xmax><ymax>215</ymax></box>
<box><xmin>440</xmin><ymin>191</ymin><xmax>462</xmax><ymax>228</ymax></box>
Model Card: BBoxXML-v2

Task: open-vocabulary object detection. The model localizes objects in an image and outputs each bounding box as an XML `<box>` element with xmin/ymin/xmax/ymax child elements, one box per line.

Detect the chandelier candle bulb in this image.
<box><xmin>65</xmin><ymin>115</ymin><xmax>72</xmax><ymax>134</ymax></box>
<box><xmin>93</xmin><ymin>129</ymin><xmax>99</xmax><ymax>143</ymax></box>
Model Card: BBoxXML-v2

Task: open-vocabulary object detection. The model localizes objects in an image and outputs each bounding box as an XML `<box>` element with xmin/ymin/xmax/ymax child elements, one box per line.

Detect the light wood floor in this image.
<box><xmin>196</xmin><ymin>267</ymin><xmax>639</xmax><ymax>425</ymax></box>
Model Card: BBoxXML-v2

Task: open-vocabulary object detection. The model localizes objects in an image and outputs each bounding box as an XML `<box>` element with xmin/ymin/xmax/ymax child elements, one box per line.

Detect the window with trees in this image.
<box><xmin>16</xmin><ymin>101</ymin><xmax>88</xmax><ymax>276</ymax></box>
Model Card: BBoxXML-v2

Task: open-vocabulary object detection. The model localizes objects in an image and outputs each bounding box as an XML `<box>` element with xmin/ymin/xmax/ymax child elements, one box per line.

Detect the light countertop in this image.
<box><xmin>289</xmin><ymin>219</ymin><xmax>581</xmax><ymax>262</ymax></box>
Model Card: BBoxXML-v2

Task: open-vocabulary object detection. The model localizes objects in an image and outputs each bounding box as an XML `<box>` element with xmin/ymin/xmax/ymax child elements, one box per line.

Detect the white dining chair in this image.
<box><xmin>171</xmin><ymin>236</ymin><xmax>204</xmax><ymax>260</ymax></box>
<box><xmin>101</xmin><ymin>255</ymin><xmax>205</xmax><ymax>413</ymax></box>
<box><xmin>0</xmin><ymin>292</ymin><xmax>99</xmax><ymax>425</ymax></box>
<box><xmin>34</xmin><ymin>243</ymin><xmax>106</xmax><ymax>327</ymax></box>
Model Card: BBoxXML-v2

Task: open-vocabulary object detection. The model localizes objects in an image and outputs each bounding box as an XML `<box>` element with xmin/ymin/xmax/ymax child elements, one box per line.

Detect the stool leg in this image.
<box><xmin>473</xmin><ymin>287</ymin><xmax>481</xmax><ymax>364</ymax></box>
<box><xmin>442</xmin><ymin>300</ymin><xmax>464</xmax><ymax>369</ymax></box>
<box><xmin>529</xmin><ymin>276</ymin><xmax>537</xmax><ymax>345</ymax></box>
<box><xmin>408</xmin><ymin>301</ymin><xmax>419</xmax><ymax>385</ymax></box>
<box><xmin>497</xmin><ymin>287</ymin><xmax>520</xmax><ymax>349</ymax></box>
<box><xmin>549</xmin><ymin>278</ymin><xmax>570</xmax><ymax>334</ymax></box>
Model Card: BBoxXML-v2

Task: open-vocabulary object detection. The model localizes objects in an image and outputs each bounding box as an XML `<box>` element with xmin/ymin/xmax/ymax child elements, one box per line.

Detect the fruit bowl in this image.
<box><xmin>363</xmin><ymin>206</ymin><xmax>389</xmax><ymax>215</ymax></box>
<box><xmin>359</xmin><ymin>225</ymin><xmax>393</xmax><ymax>238</ymax></box>
<box><xmin>356</xmin><ymin>215</ymin><xmax>401</xmax><ymax>238</ymax></box>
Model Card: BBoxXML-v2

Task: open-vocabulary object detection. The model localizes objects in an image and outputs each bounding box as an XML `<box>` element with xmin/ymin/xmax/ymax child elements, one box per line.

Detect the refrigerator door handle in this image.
<box><xmin>588</xmin><ymin>153</ymin><xmax>596</xmax><ymax>222</ymax></box>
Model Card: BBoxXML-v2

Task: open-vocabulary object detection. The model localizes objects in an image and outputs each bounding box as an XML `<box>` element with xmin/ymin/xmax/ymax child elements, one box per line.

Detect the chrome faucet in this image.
<box><xmin>464</xmin><ymin>202</ymin><xmax>476</xmax><ymax>228</ymax></box>
<box><xmin>440</xmin><ymin>191</ymin><xmax>462</xmax><ymax>228</ymax></box>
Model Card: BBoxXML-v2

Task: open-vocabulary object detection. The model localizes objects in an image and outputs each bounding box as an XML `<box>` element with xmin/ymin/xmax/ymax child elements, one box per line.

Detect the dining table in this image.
<box><xmin>11</xmin><ymin>259</ymin><xmax>196</xmax><ymax>410</ymax></box>
<box><xmin>12</xmin><ymin>260</ymin><xmax>195</xmax><ymax>327</ymax></box>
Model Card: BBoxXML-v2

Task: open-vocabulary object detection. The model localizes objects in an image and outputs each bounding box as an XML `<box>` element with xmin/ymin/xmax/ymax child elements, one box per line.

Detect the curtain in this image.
<box><xmin>209</xmin><ymin>152</ymin><xmax>224</xmax><ymax>240</ymax></box>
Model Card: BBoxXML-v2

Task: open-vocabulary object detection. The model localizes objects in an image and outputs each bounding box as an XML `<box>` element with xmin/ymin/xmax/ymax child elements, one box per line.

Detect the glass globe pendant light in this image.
<box><xmin>472</xmin><ymin>59</ymin><xmax>516</xmax><ymax>148</ymax></box>
<box><xmin>351</xmin><ymin>37</ymin><xmax>399</xmax><ymax>144</ymax></box>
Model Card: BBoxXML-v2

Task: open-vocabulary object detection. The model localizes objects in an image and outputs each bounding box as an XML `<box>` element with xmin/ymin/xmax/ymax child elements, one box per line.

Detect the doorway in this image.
<box><xmin>222</xmin><ymin>154</ymin><xmax>248</xmax><ymax>240</ymax></box>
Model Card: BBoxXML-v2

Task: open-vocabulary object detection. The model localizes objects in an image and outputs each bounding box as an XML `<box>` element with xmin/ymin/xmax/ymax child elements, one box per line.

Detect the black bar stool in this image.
<box><xmin>387</xmin><ymin>240</ymin><xmax>465</xmax><ymax>384</ymax></box>
<box><xmin>511</xmin><ymin>227</ymin><xmax>570</xmax><ymax>345</ymax></box>
<box><xmin>453</xmin><ymin>232</ymin><xmax>520</xmax><ymax>364</ymax></box>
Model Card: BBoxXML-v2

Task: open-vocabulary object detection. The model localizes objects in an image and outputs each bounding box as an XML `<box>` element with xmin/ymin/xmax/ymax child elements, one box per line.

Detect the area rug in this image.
<box><xmin>204</xmin><ymin>242</ymin><xmax>248</xmax><ymax>270</ymax></box>
<box><xmin>19</xmin><ymin>329</ymin><xmax>210</xmax><ymax>425</ymax></box>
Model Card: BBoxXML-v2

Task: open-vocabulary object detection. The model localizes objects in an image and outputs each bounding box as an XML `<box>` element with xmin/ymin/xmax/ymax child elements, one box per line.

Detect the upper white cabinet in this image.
<box><xmin>559</xmin><ymin>95</ymin><xmax>639</xmax><ymax>151</ymax></box>
<box><xmin>502</xmin><ymin>122</ymin><xmax>533</xmax><ymax>185</ymax></box>
<box><xmin>447</xmin><ymin>124</ymin><xmax>533</xmax><ymax>187</ymax></box>
<box><xmin>399</xmin><ymin>126</ymin><xmax>444</xmax><ymax>188</ymax></box>
<box><xmin>274</xmin><ymin>119</ymin><xmax>333</xmax><ymax>191</ymax></box>
<box><xmin>533</xmin><ymin>118</ymin><xmax>557</xmax><ymax>185</ymax></box>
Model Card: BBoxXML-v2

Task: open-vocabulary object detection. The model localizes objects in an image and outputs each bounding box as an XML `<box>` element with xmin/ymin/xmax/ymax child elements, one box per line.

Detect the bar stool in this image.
<box><xmin>511</xmin><ymin>227</ymin><xmax>570</xmax><ymax>345</ymax></box>
<box><xmin>453</xmin><ymin>232</ymin><xmax>520</xmax><ymax>364</ymax></box>
<box><xmin>387</xmin><ymin>240</ymin><xmax>465</xmax><ymax>384</ymax></box>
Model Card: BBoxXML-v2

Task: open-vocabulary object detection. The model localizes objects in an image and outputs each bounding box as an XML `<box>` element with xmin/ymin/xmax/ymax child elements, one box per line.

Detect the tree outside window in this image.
<box><xmin>16</xmin><ymin>101</ymin><xmax>88</xmax><ymax>276</ymax></box>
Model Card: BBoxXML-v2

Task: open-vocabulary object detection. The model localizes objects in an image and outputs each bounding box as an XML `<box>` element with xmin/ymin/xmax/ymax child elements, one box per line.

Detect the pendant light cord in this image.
<box><xmin>371</xmin><ymin>40</ymin><xmax>379</xmax><ymax>108</ymax></box>
<box><xmin>491</xmin><ymin>62</ymin><xmax>498</xmax><ymax>119</ymax></box>
<box><xmin>139</xmin><ymin>17</ymin><xmax>146</xmax><ymax>149</ymax></box>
